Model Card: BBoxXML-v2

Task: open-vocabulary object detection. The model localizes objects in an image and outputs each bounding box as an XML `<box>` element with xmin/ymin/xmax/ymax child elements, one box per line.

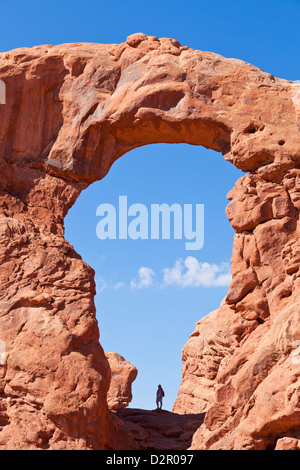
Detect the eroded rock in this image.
<box><xmin>105</xmin><ymin>352</ymin><xmax>137</xmax><ymax>411</ymax></box>
<box><xmin>0</xmin><ymin>34</ymin><xmax>299</xmax><ymax>449</ymax></box>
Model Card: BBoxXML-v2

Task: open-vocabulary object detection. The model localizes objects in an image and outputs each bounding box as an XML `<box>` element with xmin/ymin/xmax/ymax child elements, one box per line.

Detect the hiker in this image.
<box><xmin>156</xmin><ymin>384</ymin><xmax>165</xmax><ymax>409</ymax></box>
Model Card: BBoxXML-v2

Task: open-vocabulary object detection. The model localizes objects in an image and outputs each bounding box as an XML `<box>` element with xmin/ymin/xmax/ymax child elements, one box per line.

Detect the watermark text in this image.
<box><xmin>96</xmin><ymin>196</ymin><xmax>204</xmax><ymax>250</ymax></box>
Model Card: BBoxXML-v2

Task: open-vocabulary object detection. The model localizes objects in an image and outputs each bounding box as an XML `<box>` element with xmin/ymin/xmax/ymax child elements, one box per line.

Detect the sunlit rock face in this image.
<box><xmin>0</xmin><ymin>33</ymin><xmax>299</xmax><ymax>449</ymax></box>
<box><xmin>105</xmin><ymin>352</ymin><xmax>137</xmax><ymax>411</ymax></box>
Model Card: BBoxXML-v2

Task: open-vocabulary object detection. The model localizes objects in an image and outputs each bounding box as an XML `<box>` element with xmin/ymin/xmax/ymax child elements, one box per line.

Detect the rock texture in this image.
<box><xmin>116</xmin><ymin>408</ymin><xmax>204</xmax><ymax>450</ymax></box>
<box><xmin>0</xmin><ymin>33</ymin><xmax>299</xmax><ymax>449</ymax></box>
<box><xmin>175</xmin><ymin>169</ymin><xmax>300</xmax><ymax>450</ymax></box>
<box><xmin>173</xmin><ymin>308</ymin><xmax>237</xmax><ymax>415</ymax></box>
<box><xmin>105</xmin><ymin>352</ymin><xmax>137</xmax><ymax>411</ymax></box>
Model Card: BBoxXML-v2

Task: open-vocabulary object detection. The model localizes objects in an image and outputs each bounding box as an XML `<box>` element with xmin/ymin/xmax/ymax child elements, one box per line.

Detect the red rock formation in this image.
<box><xmin>105</xmin><ymin>352</ymin><xmax>137</xmax><ymax>411</ymax></box>
<box><xmin>173</xmin><ymin>307</ymin><xmax>237</xmax><ymax>415</ymax></box>
<box><xmin>0</xmin><ymin>33</ymin><xmax>299</xmax><ymax>449</ymax></box>
<box><xmin>116</xmin><ymin>408</ymin><xmax>204</xmax><ymax>450</ymax></box>
<box><xmin>175</xmin><ymin>169</ymin><xmax>300</xmax><ymax>450</ymax></box>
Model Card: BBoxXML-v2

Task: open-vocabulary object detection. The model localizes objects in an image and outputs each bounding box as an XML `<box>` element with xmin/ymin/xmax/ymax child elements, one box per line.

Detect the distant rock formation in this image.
<box><xmin>0</xmin><ymin>33</ymin><xmax>299</xmax><ymax>449</ymax></box>
<box><xmin>105</xmin><ymin>352</ymin><xmax>137</xmax><ymax>411</ymax></box>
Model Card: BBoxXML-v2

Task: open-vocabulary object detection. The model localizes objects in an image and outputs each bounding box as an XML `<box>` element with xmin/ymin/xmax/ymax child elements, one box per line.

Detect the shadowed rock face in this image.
<box><xmin>116</xmin><ymin>408</ymin><xmax>205</xmax><ymax>450</ymax></box>
<box><xmin>0</xmin><ymin>33</ymin><xmax>299</xmax><ymax>450</ymax></box>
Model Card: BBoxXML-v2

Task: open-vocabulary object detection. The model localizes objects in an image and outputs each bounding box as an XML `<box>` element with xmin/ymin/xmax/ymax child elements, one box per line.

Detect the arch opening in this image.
<box><xmin>65</xmin><ymin>142</ymin><xmax>244</xmax><ymax>412</ymax></box>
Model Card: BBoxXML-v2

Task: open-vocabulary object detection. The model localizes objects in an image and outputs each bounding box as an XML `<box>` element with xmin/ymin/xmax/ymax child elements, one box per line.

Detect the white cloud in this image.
<box><xmin>113</xmin><ymin>281</ymin><xmax>125</xmax><ymax>290</ymax></box>
<box><xmin>95</xmin><ymin>276</ymin><xmax>108</xmax><ymax>293</ymax></box>
<box><xmin>130</xmin><ymin>267</ymin><xmax>156</xmax><ymax>289</ymax></box>
<box><xmin>162</xmin><ymin>256</ymin><xmax>231</xmax><ymax>288</ymax></box>
<box><xmin>95</xmin><ymin>258</ymin><xmax>231</xmax><ymax>293</ymax></box>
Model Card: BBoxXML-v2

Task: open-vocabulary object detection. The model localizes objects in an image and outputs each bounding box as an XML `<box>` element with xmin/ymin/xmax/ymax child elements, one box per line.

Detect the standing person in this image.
<box><xmin>156</xmin><ymin>384</ymin><xmax>165</xmax><ymax>410</ymax></box>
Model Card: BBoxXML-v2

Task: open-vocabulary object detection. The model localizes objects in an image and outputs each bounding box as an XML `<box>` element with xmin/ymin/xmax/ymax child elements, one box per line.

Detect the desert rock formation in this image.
<box><xmin>0</xmin><ymin>33</ymin><xmax>299</xmax><ymax>449</ymax></box>
<box><xmin>116</xmin><ymin>408</ymin><xmax>204</xmax><ymax>450</ymax></box>
<box><xmin>105</xmin><ymin>352</ymin><xmax>137</xmax><ymax>411</ymax></box>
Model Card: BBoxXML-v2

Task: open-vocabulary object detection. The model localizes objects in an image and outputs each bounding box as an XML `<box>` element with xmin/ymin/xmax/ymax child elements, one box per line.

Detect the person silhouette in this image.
<box><xmin>156</xmin><ymin>384</ymin><xmax>165</xmax><ymax>410</ymax></box>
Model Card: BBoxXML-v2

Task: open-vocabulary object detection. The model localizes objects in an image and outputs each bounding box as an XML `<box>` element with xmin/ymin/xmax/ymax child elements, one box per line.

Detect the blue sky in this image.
<box><xmin>1</xmin><ymin>0</ymin><xmax>299</xmax><ymax>411</ymax></box>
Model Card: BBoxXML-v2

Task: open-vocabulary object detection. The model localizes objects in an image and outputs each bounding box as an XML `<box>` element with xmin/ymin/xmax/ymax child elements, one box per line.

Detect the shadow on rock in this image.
<box><xmin>115</xmin><ymin>408</ymin><xmax>205</xmax><ymax>450</ymax></box>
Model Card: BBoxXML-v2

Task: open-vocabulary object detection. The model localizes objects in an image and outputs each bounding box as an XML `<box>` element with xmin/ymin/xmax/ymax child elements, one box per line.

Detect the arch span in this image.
<box><xmin>0</xmin><ymin>34</ymin><xmax>299</xmax><ymax>450</ymax></box>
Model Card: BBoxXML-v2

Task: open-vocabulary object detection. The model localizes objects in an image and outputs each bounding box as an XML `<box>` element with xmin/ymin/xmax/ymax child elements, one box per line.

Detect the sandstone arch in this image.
<box><xmin>0</xmin><ymin>33</ymin><xmax>299</xmax><ymax>450</ymax></box>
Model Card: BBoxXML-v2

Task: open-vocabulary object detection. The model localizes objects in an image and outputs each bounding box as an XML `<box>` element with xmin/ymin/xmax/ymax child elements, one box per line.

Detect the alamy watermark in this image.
<box><xmin>0</xmin><ymin>80</ymin><xmax>6</xmax><ymax>105</ymax></box>
<box><xmin>96</xmin><ymin>196</ymin><xmax>204</xmax><ymax>250</ymax></box>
